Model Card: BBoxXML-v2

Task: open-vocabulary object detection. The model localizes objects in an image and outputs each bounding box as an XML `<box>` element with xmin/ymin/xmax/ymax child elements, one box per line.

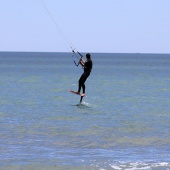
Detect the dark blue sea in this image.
<box><xmin>0</xmin><ymin>52</ymin><xmax>170</xmax><ymax>170</ymax></box>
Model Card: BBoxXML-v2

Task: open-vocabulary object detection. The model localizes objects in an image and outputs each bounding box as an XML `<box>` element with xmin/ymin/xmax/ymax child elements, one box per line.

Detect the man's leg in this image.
<box><xmin>82</xmin><ymin>83</ymin><xmax>85</xmax><ymax>94</ymax></box>
<box><xmin>78</xmin><ymin>77</ymin><xmax>83</xmax><ymax>93</ymax></box>
<box><xmin>78</xmin><ymin>73</ymin><xmax>89</xmax><ymax>94</ymax></box>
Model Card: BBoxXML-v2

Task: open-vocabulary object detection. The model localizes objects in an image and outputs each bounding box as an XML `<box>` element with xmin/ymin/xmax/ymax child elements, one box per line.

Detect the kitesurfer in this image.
<box><xmin>75</xmin><ymin>53</ymin><xmax>93</xmax><ymax>96</ymax></box>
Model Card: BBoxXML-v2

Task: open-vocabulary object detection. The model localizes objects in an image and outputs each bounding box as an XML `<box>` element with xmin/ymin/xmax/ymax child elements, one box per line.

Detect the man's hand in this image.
<box><xmin>79</xmin><ymin>58</ymin><xmax>85</xmax><ymax>67</ymax></box>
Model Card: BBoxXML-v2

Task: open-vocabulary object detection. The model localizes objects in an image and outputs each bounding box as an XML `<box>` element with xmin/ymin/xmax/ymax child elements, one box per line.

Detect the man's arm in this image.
<box><xmin>79</xmin><ymin>58</ymin><xmax>85</xmax><ymax>67</ymax></box>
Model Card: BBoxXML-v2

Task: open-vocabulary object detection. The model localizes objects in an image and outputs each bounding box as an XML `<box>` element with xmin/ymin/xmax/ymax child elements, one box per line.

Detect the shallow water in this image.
<box><xmin>0</xmin><ymin>52</ymin><xmax>170</xmax><ymax>169</ymax></box>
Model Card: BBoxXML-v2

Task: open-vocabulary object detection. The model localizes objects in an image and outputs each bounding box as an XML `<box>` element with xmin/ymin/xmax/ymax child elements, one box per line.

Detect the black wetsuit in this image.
<box><xmin>78</xmin><ymin>59</ymin><xmax>93</xmax><ymax>93</ymax></box>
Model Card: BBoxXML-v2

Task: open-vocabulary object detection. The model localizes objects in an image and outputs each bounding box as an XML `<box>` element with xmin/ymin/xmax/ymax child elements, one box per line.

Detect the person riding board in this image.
<box><xmin>75</xmin><ymin>53</ymin><xmax>93</xmax><ymax>96</ymax></box>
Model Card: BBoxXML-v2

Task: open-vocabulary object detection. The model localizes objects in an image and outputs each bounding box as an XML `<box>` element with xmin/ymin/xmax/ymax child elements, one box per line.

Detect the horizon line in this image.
<box><xmin>0</xmin><ymin>51</ymin><xmax>170</xmax><ymax>55</ymax></box>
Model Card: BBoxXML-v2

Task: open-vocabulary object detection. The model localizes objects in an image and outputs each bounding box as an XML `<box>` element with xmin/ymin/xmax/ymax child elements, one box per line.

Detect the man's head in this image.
<box><xmin>86</xmin><ymin>53</ymin><xmax>91</xmax><ymax>59</ymax></box>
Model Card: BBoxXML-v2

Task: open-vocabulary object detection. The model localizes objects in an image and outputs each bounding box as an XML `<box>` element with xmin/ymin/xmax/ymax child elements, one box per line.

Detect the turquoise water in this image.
<box><xmin>0</xmin><ymin>52</ymin><xmax>170</xmax><ymax>169</ymax></box>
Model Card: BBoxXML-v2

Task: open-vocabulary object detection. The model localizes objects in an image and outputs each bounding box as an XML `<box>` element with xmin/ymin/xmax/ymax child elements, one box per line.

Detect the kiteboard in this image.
<box><xmin>69</xmin><ymin>90</ymin><xmax>86</xmax><ymax>97</ymax></box>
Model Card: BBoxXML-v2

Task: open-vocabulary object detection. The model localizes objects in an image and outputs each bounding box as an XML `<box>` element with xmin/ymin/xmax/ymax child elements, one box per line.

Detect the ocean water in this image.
<box><xmin>0</xmin><ymin>52</ymin><xmax>170</xmax><ymax>170</ymax></box>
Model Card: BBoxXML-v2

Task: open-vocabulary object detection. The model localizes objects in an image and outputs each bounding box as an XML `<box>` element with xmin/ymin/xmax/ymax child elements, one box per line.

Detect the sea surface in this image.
<box><xmin>0</xmin><ymin>52</ymin><xmax>170</xmax><ymax>170</ymax></box>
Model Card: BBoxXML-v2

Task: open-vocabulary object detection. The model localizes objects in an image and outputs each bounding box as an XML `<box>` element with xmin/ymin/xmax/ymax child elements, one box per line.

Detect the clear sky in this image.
<box><xmin>0</xmin><ymin>0</ymin><xmax>170</xmax><ymax>53</ymax></box>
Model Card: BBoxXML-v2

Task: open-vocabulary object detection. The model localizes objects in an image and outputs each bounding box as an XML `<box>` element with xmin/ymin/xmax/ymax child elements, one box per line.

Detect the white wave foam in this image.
<box><xmin>109</xmin><ymin>162</ymin><xmax>170</xmax><ymax>169</ymax></box>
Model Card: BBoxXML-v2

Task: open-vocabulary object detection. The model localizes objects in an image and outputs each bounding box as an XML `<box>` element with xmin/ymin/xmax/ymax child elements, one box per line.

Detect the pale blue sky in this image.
<box><xmin>0</xmin><ymin>0</ymin><xmax>170</xmax><ymax>53</ymax></box>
